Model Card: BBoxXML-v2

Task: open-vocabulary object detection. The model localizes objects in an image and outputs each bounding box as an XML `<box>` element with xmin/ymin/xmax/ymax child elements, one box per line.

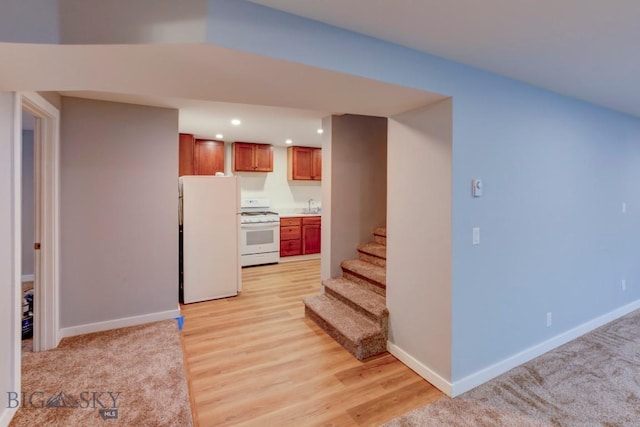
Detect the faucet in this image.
<box><xmin>308</xmin><ymin>198</ymin><xmax>316</xmax><ymax>213</ymax></box>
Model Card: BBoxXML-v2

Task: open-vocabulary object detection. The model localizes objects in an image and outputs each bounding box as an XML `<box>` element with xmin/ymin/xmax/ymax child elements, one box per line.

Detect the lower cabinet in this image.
<box><xmin>280</xmin><ymin>216</ymin><xmax>321</xmax><ymax>257</ymax></box>
<box><xmin>302</xmin><ymin>217</ymin><xmax>321</xmax><ymax>255</ymax></box>
<box><xmin>280</xmin><ymin>217</ymin><xmax>302</xmax><ymax>256</ymax></box>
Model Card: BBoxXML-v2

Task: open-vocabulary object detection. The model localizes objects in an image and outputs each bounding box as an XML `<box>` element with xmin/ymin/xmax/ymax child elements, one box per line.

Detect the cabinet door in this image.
<box><xmin>280</xmin><ymin>225</ymin><xmax>301</xmax><ymax>240</ymax></box>
<box><xmin>312</xmin><ymin>148</ymin><xmax>322</xmax><ymax>180</ymax></box>
<box><xmin>302</xmin><ymin>224</ymin><xmax>321</xmax><ymax>254</ymax></box>
<box><xmin>179</xmin><ymin>133</ymin><xmax>195</xmax><ymax>176</ymax></box>
<box><xmin>291</xmin><ymin>147</ymin><xmax>313</xmax><ymax>180</ymax></box>
<box><xmin>280</xmin><ymin>239</ymin><xmax>302</xmax><ymax>257</ymax></box>
<box><xmin>288</xmin><ymin>146</ymin><xmax>321</xmax><ymax>180</ymax></box>
<box><xmin>254</xmin><ymin>144</ymin><xmax>274</xmax><ymax>172</ymax></box>
<box><xmin>194</xmin><ymin>140</ymin><xmax>225</xmax><ymax>175</ymax></box>
<box><xmin>233</xmin><ymin>142</ymin><xmax>255</xmax><ymax>172</ymax></box>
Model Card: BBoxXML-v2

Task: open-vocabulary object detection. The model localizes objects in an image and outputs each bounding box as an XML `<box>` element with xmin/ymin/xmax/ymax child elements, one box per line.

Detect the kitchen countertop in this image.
<box><xmin>278</xmin><ymin>212</ymin><xmax>322</xmax><ymax>218</ymax></box>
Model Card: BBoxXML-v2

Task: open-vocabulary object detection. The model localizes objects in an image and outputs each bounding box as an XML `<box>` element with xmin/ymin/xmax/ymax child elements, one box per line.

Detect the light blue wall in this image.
<box><xmin>208</xmin><ymin>1</ymin><xmax>640</xmax><ymax>380</ymax></box>
<box><xmin>0</xmin><ymin>0</ymin><xmax>59</xmax><ymax>43</ymax></box>
<box><xmin>451</xmin><ymin>83</ymin><xmax>640</xmax><ymax>379</ymax></box>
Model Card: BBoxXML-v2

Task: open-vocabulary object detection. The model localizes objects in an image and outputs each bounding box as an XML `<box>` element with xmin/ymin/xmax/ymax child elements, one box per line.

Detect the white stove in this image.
<box><xmin>240</xmin><ymin>199</ymin><xmax>280</xmax><ymax>267</ymax></box>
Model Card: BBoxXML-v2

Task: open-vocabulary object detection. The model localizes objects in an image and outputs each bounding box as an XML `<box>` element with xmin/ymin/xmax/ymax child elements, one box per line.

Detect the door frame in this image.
<box><xmin>14</xmin><ymin>92</ymin><xmax>61</xmax><ymax>353</ymax></box>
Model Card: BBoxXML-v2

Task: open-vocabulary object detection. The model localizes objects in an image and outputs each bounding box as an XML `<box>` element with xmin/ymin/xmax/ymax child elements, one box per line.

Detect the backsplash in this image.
<box><xmin>226</xmin><ymin>145</ymin><xmax>321</xmax><ymax>210</ymax></box>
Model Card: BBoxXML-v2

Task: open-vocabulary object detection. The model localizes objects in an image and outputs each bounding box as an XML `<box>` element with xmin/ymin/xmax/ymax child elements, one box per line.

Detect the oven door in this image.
<box><xmin>241</xmin><ymin>222</ymin><xmax>280</xmax><ymax>255</ymax></box>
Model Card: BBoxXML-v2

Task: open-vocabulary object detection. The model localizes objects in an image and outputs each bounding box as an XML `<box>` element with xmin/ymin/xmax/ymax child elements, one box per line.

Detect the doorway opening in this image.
<box><xmin>15</xmin><ymin>92</ymin><xmax>61</xmax><ymax>354</ymax></box>
<box><xmin>21</xmin><ymin>110</ymin><xmax>36</xmax><ymax>349</ymax></box>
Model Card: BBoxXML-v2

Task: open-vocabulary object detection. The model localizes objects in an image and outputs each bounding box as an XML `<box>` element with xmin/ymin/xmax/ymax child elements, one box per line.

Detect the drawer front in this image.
<box><xmin>280</xmin><ymin>240</ymin><xmax>302</xmax><ymax>257</ymax></box>
<box><xmin>280</xmin><ymin>217</ymin><xmax>301</xmax><ymax>226</ymax></box>
<box><xmin>302</xmin><ymin>216</ymin><xmax>321</xmax><ymax>225</ymax></box>
<box><xmin>280</xmin><ymin>226</ymin><xmax>301</xmax><ymax>240</ymax></box>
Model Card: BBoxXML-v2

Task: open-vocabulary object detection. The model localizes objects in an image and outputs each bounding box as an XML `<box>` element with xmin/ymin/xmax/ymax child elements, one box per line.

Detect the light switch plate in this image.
<box><xmin>472</xmin><ymin>178</ymin><xmax>483</xmax><ymax>197</ymax></box>
<box><xmin>472</xmin><ymin>227</ymin><xmax>480</xmax><ymax>245</ymax></box>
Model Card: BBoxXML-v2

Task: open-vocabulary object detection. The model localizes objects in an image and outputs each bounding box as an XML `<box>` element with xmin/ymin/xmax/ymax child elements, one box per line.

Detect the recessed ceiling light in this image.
<box><xmin>317</xmin><ymin>128</ymin><xmax>324</xmax><ymax>134</ymax></box>
<box><xmin>285</xmin><ymin>139</ymin><xmax>293</xmax><ymax>145</ymax></box>
<box><xmin>215</xmin><ymin>133</ymin><xmax>223</xmax><ymax>139</ymax></box>
<box><xmin>231</xmin><ymin>119</ymin><xmax>241</xmax><ymax>126</ymax></box>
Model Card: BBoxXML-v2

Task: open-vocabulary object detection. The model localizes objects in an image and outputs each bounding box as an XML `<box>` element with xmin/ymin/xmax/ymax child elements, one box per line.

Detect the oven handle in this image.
<box><xmin>241</xmin><ymin>222</ymin><xmax>280</xmax><ymax>229</ymax></box>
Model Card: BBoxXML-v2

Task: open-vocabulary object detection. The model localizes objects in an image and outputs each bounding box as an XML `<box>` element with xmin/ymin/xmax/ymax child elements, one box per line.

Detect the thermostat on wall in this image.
<box><xmin>472</xmin><ymin>178</ymin><xmax>483</xmax><ymax>197</ymax></box>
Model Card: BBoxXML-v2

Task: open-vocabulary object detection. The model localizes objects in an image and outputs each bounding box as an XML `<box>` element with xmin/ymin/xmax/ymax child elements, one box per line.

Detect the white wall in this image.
<box><xmin>326</xmin><ymin>114</ymin><xmax>387</xmax><ymax>278</ymax></box>
<box><xmin>59</xmin><ymin>97</ymin><xmax>180</xmax><ymax>332</ymax></box>
<box><xmin>0</xmin><ymin>92</ymin><xmax>19</xmax><ymax>426</ymax></box>
<box><xmin>230</xmin><ymin>145</ymin><xmax>321</xmax><ymax>211</ymax></box>
<box><xmin>21</xmin><ymin>129</ymin><xmax>34</xmax><ymax>278</ymax></box>
<box><xmin>387</xmin><ymin>99</ymin><xmax>453</xmax><ymax>390</ymax></box>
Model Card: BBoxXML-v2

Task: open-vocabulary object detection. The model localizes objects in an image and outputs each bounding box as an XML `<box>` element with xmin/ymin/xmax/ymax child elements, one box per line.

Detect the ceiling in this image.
<box><xmin>61</xmin><ymin>92</ymin><xmax>328</xmax><ymax>147</ymax></box>
<box><xmin>0</xmin><ymin>43</ymin><xmax>442</xmax><ymax>147</ymax></box>
<box><xmin>251</xmin><ymin>0</ymin><xmax>640</xmax><ymax>118</ymax></box>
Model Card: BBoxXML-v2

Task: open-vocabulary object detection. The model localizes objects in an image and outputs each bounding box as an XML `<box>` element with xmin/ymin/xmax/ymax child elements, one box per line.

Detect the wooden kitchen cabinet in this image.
<box><xmin>280</xmin><ymin>217</ymin><xmax>302</xmax><ymax>256</ymax></box>
<box><xmin>302</xmin><ymin>217</ymin><xmax>321</xmax><ymax>255</ymax></box>
<box><xmin>179</xmin><ymin>133</ymin><xmax>195</xmax><ymax>176</ymax></box>
<box><xmin>179</xmin><ymin>134</ymin><xmax>225</xmax><ymax>176</ymax></box>
<box><xmin>194</xmin><ymin>139</ymin><xmax>225</xmax><ymax>175</ymax></box>
<box><xmin>280</xmin><ymin>216</ymin><xmax>321</xmax><ymax>257</ymax></box>
<box><xmin>287</xmin><ymin>146</ymin><xmax>322</xmax><ymax>180</ymax></box>
<box><xmin>233</xmin><ymin>142</ymin><xmax>274</xmax><ymax>172</ymax></box>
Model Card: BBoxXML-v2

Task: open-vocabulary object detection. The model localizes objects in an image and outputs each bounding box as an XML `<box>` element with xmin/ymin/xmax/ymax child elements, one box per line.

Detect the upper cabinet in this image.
<box><xmin>233</xmin><ymin>142</ymin><xmax>274</xmax><ymax>172</ymax></box>
<box><xmin>288</xmin><ymin>146</ymin><xmax>322</xmax><ymax>181</ymax></box>
<box><xmin>179</xmin><ymin>133</ymin><xmax>225</xmax><ymax>176</ymax></box>
<box><xmin>179</xmin><ymin>133</ymin><xmax>195</xmax><ymax>176</ymax></box>
<box><xmin>194</xmin><ymin>139</ymin><xmax>224</xmax><ymax>175</ymax></box>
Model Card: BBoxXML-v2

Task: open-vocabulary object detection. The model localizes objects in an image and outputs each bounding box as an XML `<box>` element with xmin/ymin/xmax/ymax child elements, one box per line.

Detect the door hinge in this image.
<box><xmin>34</xmin><ymin>243</ymin><xmax>41</xmax><ymax>250</ymax></box>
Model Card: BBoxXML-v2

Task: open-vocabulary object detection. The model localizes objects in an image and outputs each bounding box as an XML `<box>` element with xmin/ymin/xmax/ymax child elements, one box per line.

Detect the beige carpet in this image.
<box><xmin>11</xmin><ymin>320</ymin><xmax>193</xmax><ymax>427</ymax></box>
<box><xmin>384</xmin><ymin>309</ymin><xmax>640</xmax><ymax>426</ymax></box>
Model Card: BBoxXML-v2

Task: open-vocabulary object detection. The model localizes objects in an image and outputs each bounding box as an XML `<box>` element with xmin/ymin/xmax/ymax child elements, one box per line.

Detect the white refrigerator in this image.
<box><xmin>179</xmin><ymin>176</ymin><xmax>241</xmax><ymax>303</ymax></box>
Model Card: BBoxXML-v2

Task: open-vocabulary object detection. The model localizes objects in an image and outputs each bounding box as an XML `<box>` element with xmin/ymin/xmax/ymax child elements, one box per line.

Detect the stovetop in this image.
<box><xmin>241</xmin><ymin>211</ymin><xmax>279</xmax><ymax>216</ymax></box>
<box><xmin>240</xmin><ymin>210</ymin><xmax>280</xmax><ymax>224</ymax></box>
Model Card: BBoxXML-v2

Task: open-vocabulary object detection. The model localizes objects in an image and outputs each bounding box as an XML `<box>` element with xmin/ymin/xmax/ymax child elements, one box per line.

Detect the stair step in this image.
<box><xmin>373</xmin><ymin>228</ymin><xmax>386</xmax><ymax>246</ymax></box>
<box><xmin>304</xmin><ymin>294</ymin><xmax>387</xmax><ymax>360</ymax></box>
<box><xmin>357</xmin><ymin>242</ymin><xmax>386</xmax><ymax>267</ymax></box>
<box><xmin>357</xmin><ymin>242</ymin><xmax>386</xmax><ymax>260</ymax></box>
<box><xmin>341</xmin><ymin>259</ymin><xmax>386</xmax><ymax>293</ymax></box>
<box><xmin>373</xmin><ymin>228</ymin><xmax>386</xmax><ymax>238</ymax></box>
<box><xmin>323</xmin><ymin>278</ymin><xmax>388</xmax><ymax>323</ymax></box>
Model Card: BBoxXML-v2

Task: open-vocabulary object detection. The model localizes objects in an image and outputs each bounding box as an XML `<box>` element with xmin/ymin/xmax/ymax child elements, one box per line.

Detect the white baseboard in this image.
<box><xmin>21</xmin><ymin>274</ymin><xmax>34</xmax><ymax>282</ymax></box>
<box><xmin>59</xmin><ymin>308</ymin><xmax>181</xmax><ymax>339</ymax></box>
<box><xmin>0</xmin><ymin>407</ymin><xmax>18</xmax><ymax>427</ymax></box>
<box><xmin>387</xmin><ymin>299</ymin><xmax>640</xmax><ymax>398</ymax></box>
<box><xmin>387</xmin><ymin>342</ymin><xmax>452</xmax><ymax>396</ymax></box>
<box><xmin>450</xmin><ymin>298</ymin><xmax>640</xmax><ymax>396</ymax></box>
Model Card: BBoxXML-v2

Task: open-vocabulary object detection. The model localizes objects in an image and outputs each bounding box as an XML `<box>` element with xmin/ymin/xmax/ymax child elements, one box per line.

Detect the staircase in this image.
<box><xmin>303</xmin><ymin>227</ymin><xmax>388</xmax><ymax>360</ymax></box>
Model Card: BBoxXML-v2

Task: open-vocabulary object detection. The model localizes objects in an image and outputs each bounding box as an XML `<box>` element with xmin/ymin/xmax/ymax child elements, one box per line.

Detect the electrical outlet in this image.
<box><xmin>546</xmin><ymin>312</ymin><xmax>552</xmax><ymax>327</ymax></box>
<box><xmin>622</xmin><ymin>279</ymin><xmax>626</xmax><ymax>291</ymax></box>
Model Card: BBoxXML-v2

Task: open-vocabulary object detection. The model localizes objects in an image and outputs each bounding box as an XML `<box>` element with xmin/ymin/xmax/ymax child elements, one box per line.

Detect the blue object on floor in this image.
<box><xmin>175</xmin><ymin>316</ymin><xmax>184</xmax><ymax>331</ymax></box>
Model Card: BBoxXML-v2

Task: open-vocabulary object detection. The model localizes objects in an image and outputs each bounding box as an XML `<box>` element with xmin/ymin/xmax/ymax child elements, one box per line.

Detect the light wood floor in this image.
<box><xmin>180</xmin><ymin>259</ymin><xmax>443</xmax><ymax>427</ymax></box>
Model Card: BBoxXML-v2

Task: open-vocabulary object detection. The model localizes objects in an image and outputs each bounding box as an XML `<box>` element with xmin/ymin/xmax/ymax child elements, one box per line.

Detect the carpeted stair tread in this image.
<box><xmin>357</xmin><ymin>242</ymin><xmax>386</xmax><ymax>260</ymax></box>
<box><xmin>323</xmin><ymin>278</ymin><xmax>388</xmax><ymax>320</ymax></box>
<box><xmin>341</xmin><ymin>259</ymin><xmax>386</xmax><ymax>287</ymax></box>
<box><xmin>304</xmin><ymin>295</ymin><xmax>382</xmax><ymax>343</ymax></box>
<box><xmin>373</xmin><ymin>228</ymin><xmax>387</xmax><ymax>237</ymax></box>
